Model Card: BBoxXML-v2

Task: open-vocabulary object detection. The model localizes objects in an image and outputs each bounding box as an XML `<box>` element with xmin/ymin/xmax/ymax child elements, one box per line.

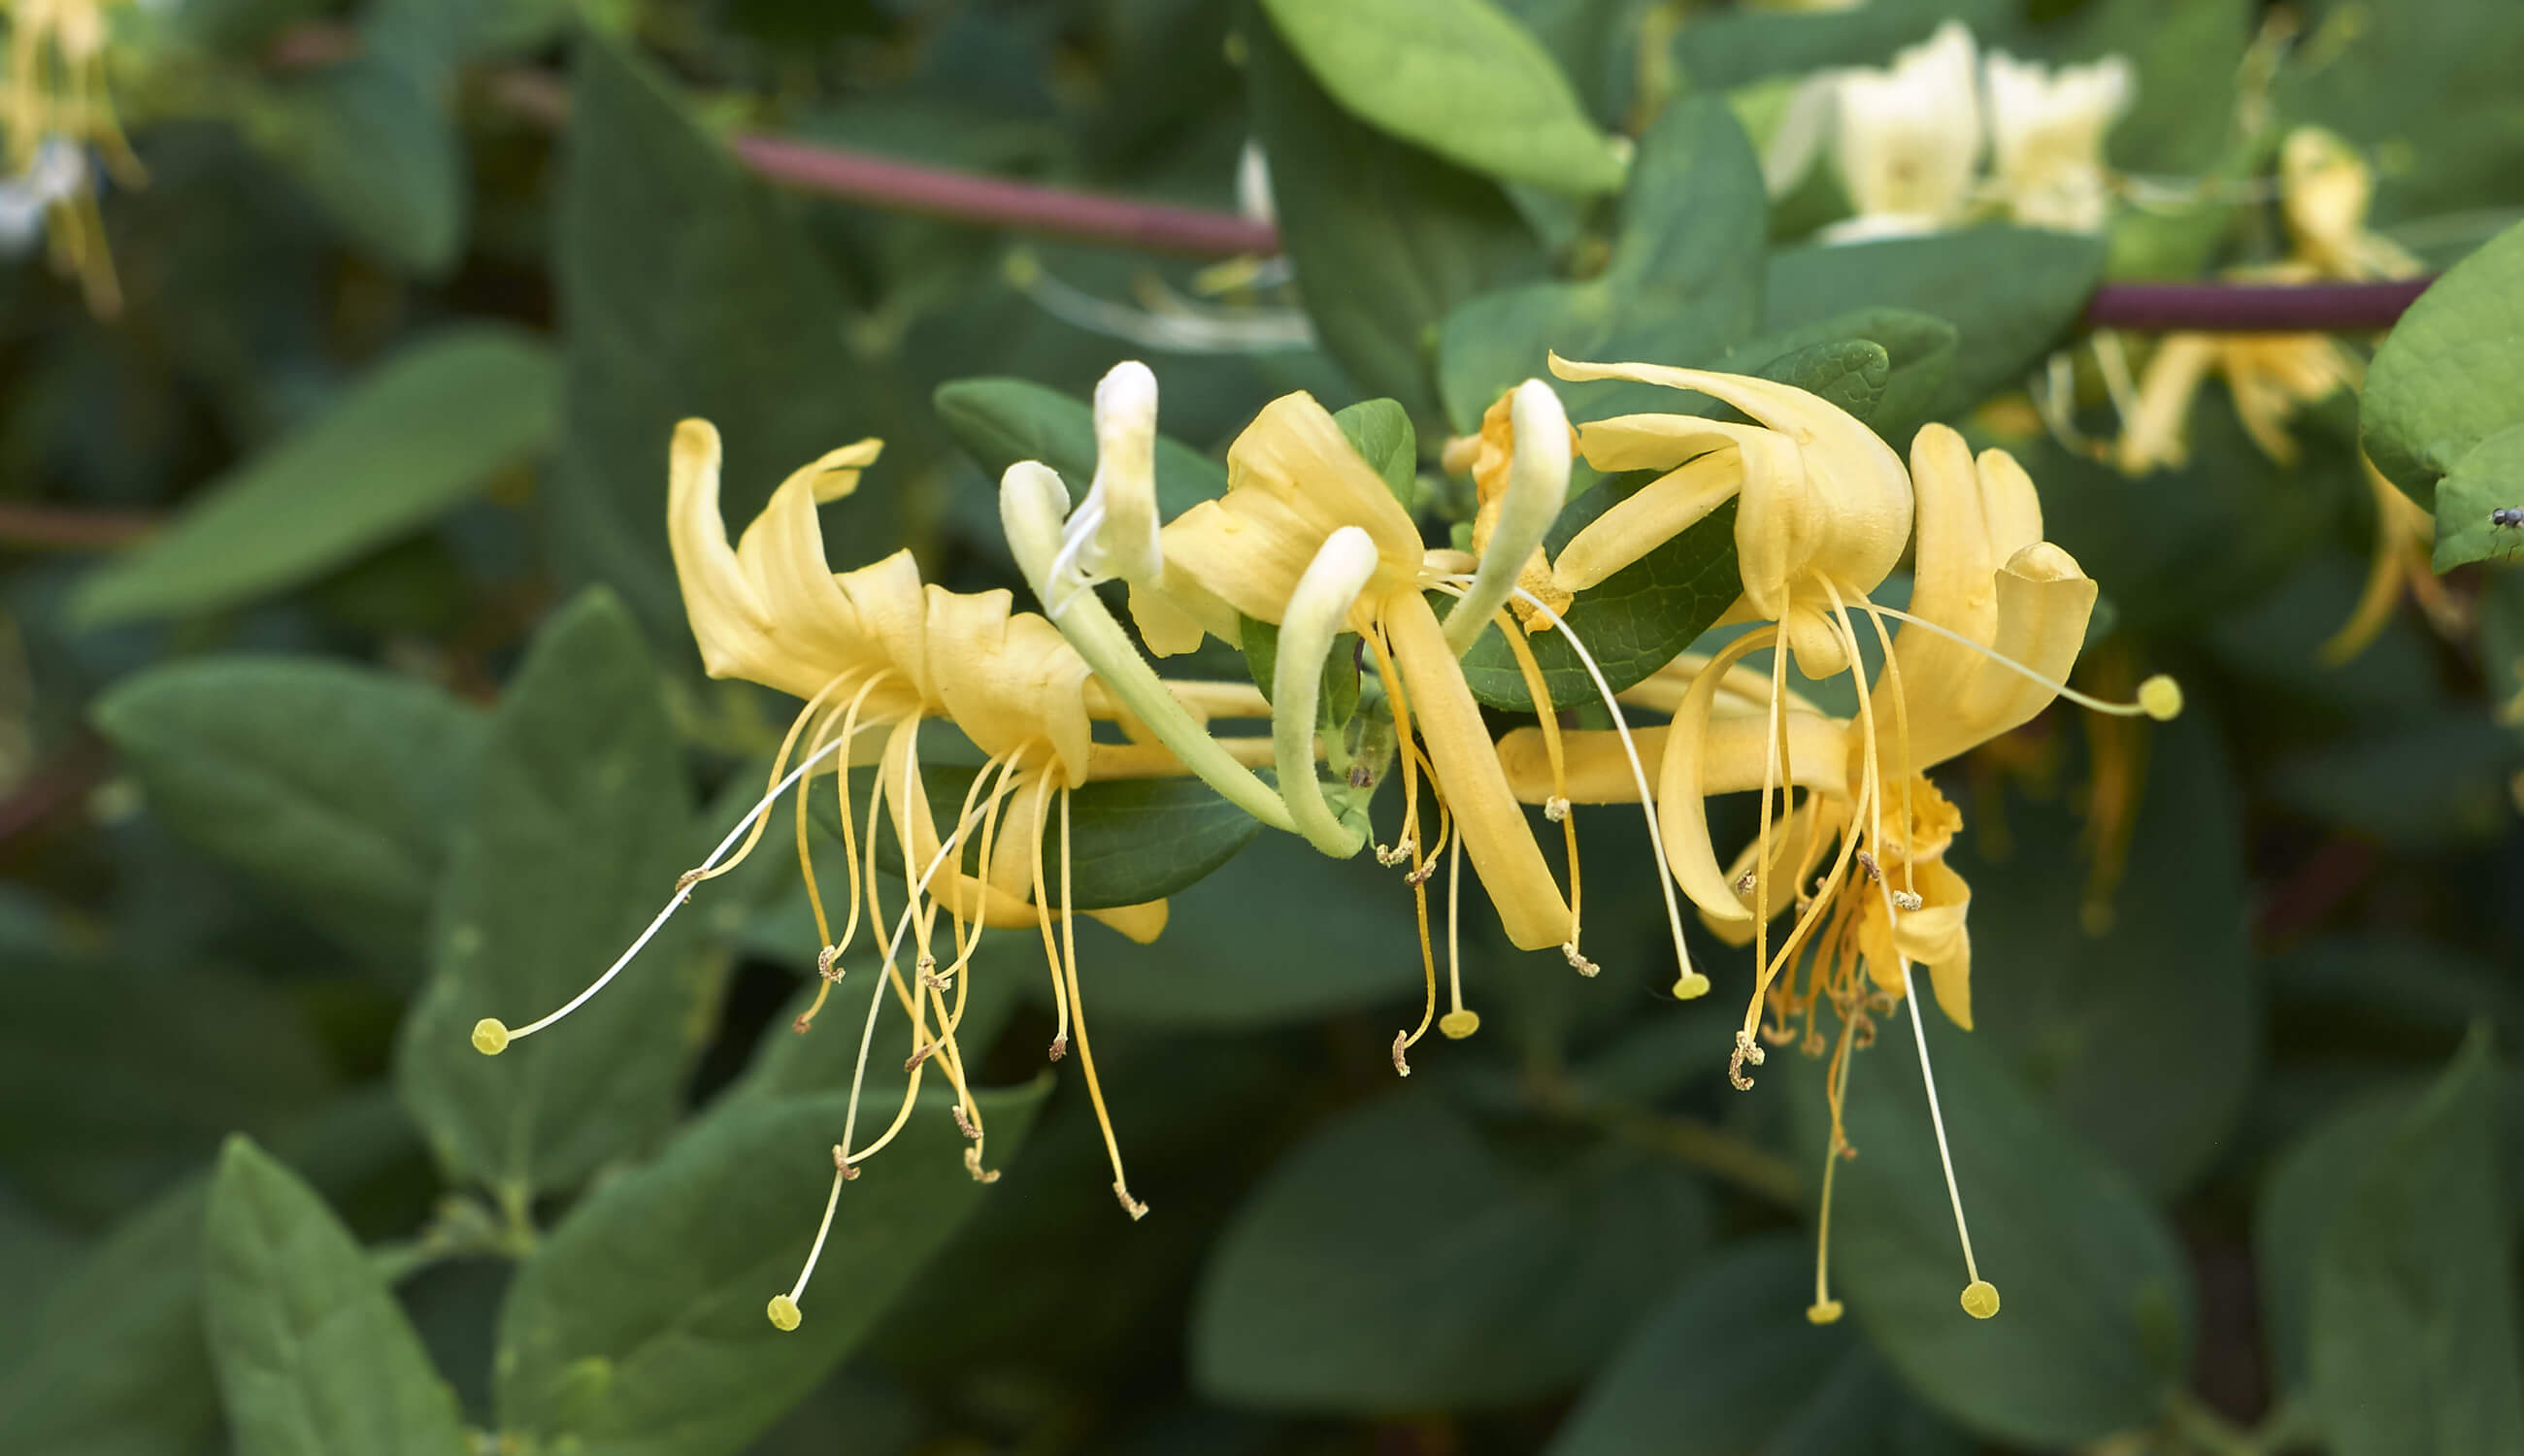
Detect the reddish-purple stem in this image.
<box><xmin>2083</xmin><ymin>278</ymin><xmax>2435</xmax><ymax>333</ymax></box>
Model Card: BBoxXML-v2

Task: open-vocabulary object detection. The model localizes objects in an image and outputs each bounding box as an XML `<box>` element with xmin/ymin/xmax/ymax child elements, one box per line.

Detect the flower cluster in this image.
<box><xmin>1765</xmin><ymin>20</ymin><xmax>2135</xmax><ymax>241</ymax></box>
<box><xmin>0</xmin><ymin>0</ymin><xmax>145</xmax><ymax>314</ymax></box>
<box><xmin>467</xmin><ymin>353</ymin><xmax>2179</xmax><ymax>1332</ymax></box>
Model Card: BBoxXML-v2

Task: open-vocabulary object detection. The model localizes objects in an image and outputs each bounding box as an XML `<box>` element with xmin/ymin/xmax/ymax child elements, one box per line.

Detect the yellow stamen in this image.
<box><xmin>1058</xmin><ymin>785</ymin><xmax>1147</xmax><ymax>1220</ymax></box>
<box><xmin>1505</xmin><ymin>584</ymin><xmax>1706</xmax><ymax>999</ymax></box>
<box><xmin>1488</xmin><ymin>608</ymin><xmax>1590</xmax><ymax>975</ymax></box>
<box><xmin>1438</xmin><ymin>826</ymin><xmax>1479</xmax><ymax>1039</ymax></box>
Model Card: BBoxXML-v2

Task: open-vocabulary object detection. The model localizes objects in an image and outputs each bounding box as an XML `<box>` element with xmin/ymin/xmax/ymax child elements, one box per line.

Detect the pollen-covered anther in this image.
<box><xmin>1735</xmin><ymin>869</ymin><xmax>1758</xmax><ymax>895</ymax></box>
<box><xmin>1390</xmin><ymin>1030</ymin><xmax>1412</xmax><ymax>1077</ymax></box>
<box><xmin>790</xmin><ymin>1013</ymin><xmax>814</xmax><ymax>1035</ymax></box>
<box><xmin>1544</xmin><ymin>795</ymin><xmax>1572</xmax><ymax>823</ymax></box>
<box><xmin>1047</xmin><ymin>1033</ymin><xmax>1069</xmax><ymax>1062</ymax></box>
<box><xmin>1728</xmin><ymin>1029</ymin><xmax>1766</xmax><ymax>1091</ymax></box>
<box><xmin>1562</xmin><ymin>943</ymin><xmax>1600</xmax><ymax>976</ymax></box>
<box><xmin>1375</xmin><ymin>838</ymin><xmax>1416</xmax><ymax>868</ymax></box>
<box><xmin>1854</xmin><ymin>850</ymin><xmax>1881</xmax><ymax>882</ymax></box>
<box><xmin>1892</xmin><ymin>888</ymin><xmax>1924</xmax><ymax>911</ymax></box>
<box><xmin>1405</xmin><ymin>861</ymin><xmax>1434</xmax><ymax>886</ymax></box>
<box><xmin>965</xmin><ymin>1147</ymin><xmax>1000</xmax><ymax>1183</ymax></box>
<box><xmin>815</xmin><ymin>945</ymin><xmax>844</xmax><ymax>981</ymax></box>
<box><xmin>904</xmin><ymin>1042</ymin><xmax>937</xmax><ymax>1073</ymax></box>
<box><xmin>951</xmin><ymin>1106</ymin><xmax>979</xmax><ymax>1140</ymax></box>
<box><xmin>830</xmin><ymin>1145</ymin><xmax>860</xmax><ymax>1180</ymax></box>
<box><xmin>920</xmin><ymin>969</ymin><xmax>953</xmax><ymax>991</ymax></box>
<box><xmin>1114</xmin><ymin>1183</ymin><xmax>1150</xmax><ymax>1220</ymax></box>
<box><xmin>674</xmin><ymin>868</ymin><xmax>704</xmax><ymax>903</ymax></box>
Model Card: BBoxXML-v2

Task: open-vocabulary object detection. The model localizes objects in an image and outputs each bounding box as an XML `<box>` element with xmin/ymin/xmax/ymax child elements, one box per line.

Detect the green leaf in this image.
<box><xmin>395</xmin><ymin>589</ymin><xmax>708</xmax><ymax>1200</ymax></box>
<box><xmin>1763</xmin><ymin>228</ymin><xmax>2106</xmax><ymax>420</ymax></box>
<box><xmin>1239</xmin><ymin>613</ymin><xmax>1361</xmax><ymax>729</ymax></box>
<box><xmin>1023</xmin><ymin>829</ymin><xmax>1422</xmax><ymax>1029</ymax></box>
<box><xmin>1784</xmin><ymin>1007</ymin><xmax>2193</xmax><ymax>1446</ymax></box>
<box><xmin>932</xmin><ymin>377</ymin><xmax>1229</xmax><ymax>519</ymax></box>
<box><xmin>1437</xmin><ymin>96</ymin><xmax>1769</xmax><ymax>431</ymax></box>
<box><xmin>250</xmin><ymin>56</ymin><xmax>465</xmax><ymax>274</ymax></box>
<box><xmin>0</xmin><ymin>1094</ymin><xmax>426</xmax><ymax>1456</ymax></box>
<box><xmin>1245</xmin><ymin>8</ymin><xmax>1544</xmax><ymax>425</ymax></box>
<box><xmin>2364</xmin><ymin>220</ymin><xmax>2524</xmax><ymax>510</ymax></box>
<box><xmin>1255</xmin><ymin>0</ymin><xmax>1626</xmax><ymax>194</ymax></box>
<box><xmin>2255</xmin><ymin>1086</ymin><xmax>2409</xmax><ymax>1396</ymax></box>
<box><xmin>1674</xmin><ymin>0</ymin><xmax>2018</xmax><ymax>87</ymax></box>
<box><xmin>1333</xmin><ymin>397</ymin><xmax>1418</xmax><ymax>507</ymax></box>
<box><xmin>550</xmin><ymin>35</ymin><xmax>903</xmax><ymax>647</ymax></box>
<box><xmin>0</xmin><ymin>1182</ymin><xmax>223</xmax><ymax>1456</ymax></box>
<box><xmin>201</xmin><ymin>1137</ymin><xmax>467</xmax><ymax>1456</ymax></box>
<box><xmin>2307</xmin><ymin>1032</ymin><xmax>2524</xmax><ymax>1456</ymax></box>
<box><xmin>91</xmin><ymin>658</ymin><xmax>487</xmax><ymax>973</ymax></box>
<box><xmin>72</xmin><ymin>328</ymin><xmax>554</xmax><ymax>626</ymax></box>
<box><xmin>495</xmin><ymin>1080</ymin><xmax>1049</xmax><ymax>1456</ymax></box>
<box><xmin>1192</xmin><ymin>1090</ymin><xmax>1709</xmax><ymax>1412</ymax></box>
<box><xmin>1959</xmin><ymin>711</ymin><xmax>2257</xmax><ymax>1198</ymax></box>
<box><xmin>1547</xmin><ymin>1238</ymin><xmax>1969</xmax><ymax>1456</ymax></box>
<box><xmin>2431</xmin><ymin>423</ymin><xmax>2524</xmax><ymax>569</ymax></box>
<box><xmin>1708</xmin><ymin>308</ymin><xmax>1958</xmax><ymax>448</ymax></box>
<box><xmin>2276</xmin><ymin>0</ymin><xmax>2524</xmax><ymax>227</ymax></box>
<box><xmin>847</xmin><ymin>763</ymin><xmax>1265</xmax><ymax>910</ymax></box>
<box><xmin>1456</xmin><ymin>495</ymin><xmax>1741</xmax><ymax>711</ymax></box>
<box><xmin>0</xmin><ymin>945</ymin><xmax>335</xmax><ymax>1226</ymax></box>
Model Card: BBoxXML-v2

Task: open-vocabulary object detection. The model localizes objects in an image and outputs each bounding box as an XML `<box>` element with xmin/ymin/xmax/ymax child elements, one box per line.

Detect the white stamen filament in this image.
<box><xmin>1501</xmin><ymin>582</ymin><xmax>1708</xmax><ymax>999</ymax></box>
<box><xmin>500</xmin><ymin>731</ymin><xmax>857</xmax><ymax>1045</ymax></box>
<box><xmin>1867</xmin><ymin>602</ymin><xmax>2179</xmax><ymax>720</ymax></box>
<box><xmin>784</xmin><ymin>789</ymin><xmax>1008</xmax><ymax>1315</ymax></box>
<box><xmin>1901</xmin><ymin>961</ymin><xmax>1989</xmax><ymax>1304</ymax></box>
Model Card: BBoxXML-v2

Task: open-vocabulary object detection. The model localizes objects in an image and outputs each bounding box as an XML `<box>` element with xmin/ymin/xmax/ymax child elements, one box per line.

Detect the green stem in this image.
<box><xmin>1529</xmin><ymin>1072</ymin><xmax>1803</xmax><ymax>1209</ymax></box>
<box><xmin>999</xmin><ymin>463</ymin><xmax>1301</xmax><ymax>836</ymax></box>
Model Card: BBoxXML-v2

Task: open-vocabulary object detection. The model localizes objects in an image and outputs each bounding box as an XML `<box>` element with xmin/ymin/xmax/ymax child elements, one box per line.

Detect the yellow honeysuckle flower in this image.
<box><xmin>2</xmin><ymin>0</ymin><xmax>142</xmax><ymax>314</ymax></box>
<box><xmin>1503</xmin><ymin>420</ymin><xmax>2181</xmax><ymax>1323</ymax></box>
<box><xmin>2117</xmin><ymin>129</ymin><xmax>2438</xmax><ymax>663</ymax></box>
<box><xmin>473</xmin><ymin>418</ymin><xmax>1291</xmax><ymax>1335</ymax></box>
<box><xmin>1018</xmin><ymin>373</ymin><xmax>1705</xmax><ymax>1071</ymax></box>
<box><xmin>1540</xmin><ymin>355</ymin><xmax>1911</xmax><ymax>943</ymax></box>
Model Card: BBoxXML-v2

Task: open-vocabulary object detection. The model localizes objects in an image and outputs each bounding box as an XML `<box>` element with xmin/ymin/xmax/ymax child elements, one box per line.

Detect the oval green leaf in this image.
<box><xmin>1257</xmin><ymin>0</ymin><xmax>1626</xmax><ymax>194</ymax></box>
<box><xmin>73</xmin><ymin>327</ymin><xmax>554</xmax><ymax>627</ymax></box>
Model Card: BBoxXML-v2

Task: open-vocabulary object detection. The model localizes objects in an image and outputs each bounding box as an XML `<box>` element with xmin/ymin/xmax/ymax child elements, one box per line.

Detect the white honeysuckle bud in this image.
<box><xmin>1083</xmin><ymin>360</ymin><xmax>1164</xmax><ymax>584</ymax></box>
<box><xmin>1442</xmin><ymin>378</ymin><xmax>1572</xmax><ymax>653</ymax></box>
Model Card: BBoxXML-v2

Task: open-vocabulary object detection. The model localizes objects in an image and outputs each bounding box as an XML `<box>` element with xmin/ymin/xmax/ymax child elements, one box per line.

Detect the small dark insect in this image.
<box><xmin>2495</xmin><ymin>508</ymin><xmax>2524</xmax><ymax>530</ymax></box>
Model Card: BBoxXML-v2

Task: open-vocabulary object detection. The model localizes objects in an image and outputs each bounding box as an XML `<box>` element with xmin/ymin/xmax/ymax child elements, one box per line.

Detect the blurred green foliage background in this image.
<box><xmin>3</xmin><ymin>0</ymin><xmax>2523</xmax><ymax>1453</ymax></box>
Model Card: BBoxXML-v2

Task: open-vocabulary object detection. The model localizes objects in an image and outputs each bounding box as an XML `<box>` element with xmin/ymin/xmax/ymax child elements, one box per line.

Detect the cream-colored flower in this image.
<box><xmin>1825</xmin><ymin>21</ymin><xmax>1984</xmax><ymax>240</ymax></box>
<box><xmin>1983</xmin><ymin>50</ymin><xmax>2133</xmax><ymax>233</ymax></box>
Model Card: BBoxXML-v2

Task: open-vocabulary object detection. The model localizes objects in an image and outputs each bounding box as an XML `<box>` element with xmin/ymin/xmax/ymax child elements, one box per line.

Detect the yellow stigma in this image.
<box><xmin>1961</xmin><ymin>1280</ymin><xmax>2001</xmax><ymax>1319</ymax></box>
<box><xmin>471</xmin><ymin>1018</ymin><xmax>511</xmax><ymax>1056</ymax></box>
<box><xmin>2137</xmin><ymin>675</ymin><xmax>2182</xmax><ymax>721</ymax></box>
<box><xmin>767</xmin><ymin>1295</ymin><xmax>802</xmax><ymax>1331</ymax></box>
<box><xmin>1671</xmin><ymin>972</ymin><xmax>1710</xmax><ymax>1000</ymax></box>
<box><xmin>1438</xmin><ymin>1009</ymin><xmax>1481</xmax><ymax>1040</ymax></box>
<box><xmin>1806</xmin><ymin>1300</ymin><xmax>1843</xmax><ymax>1325</ymax></box>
